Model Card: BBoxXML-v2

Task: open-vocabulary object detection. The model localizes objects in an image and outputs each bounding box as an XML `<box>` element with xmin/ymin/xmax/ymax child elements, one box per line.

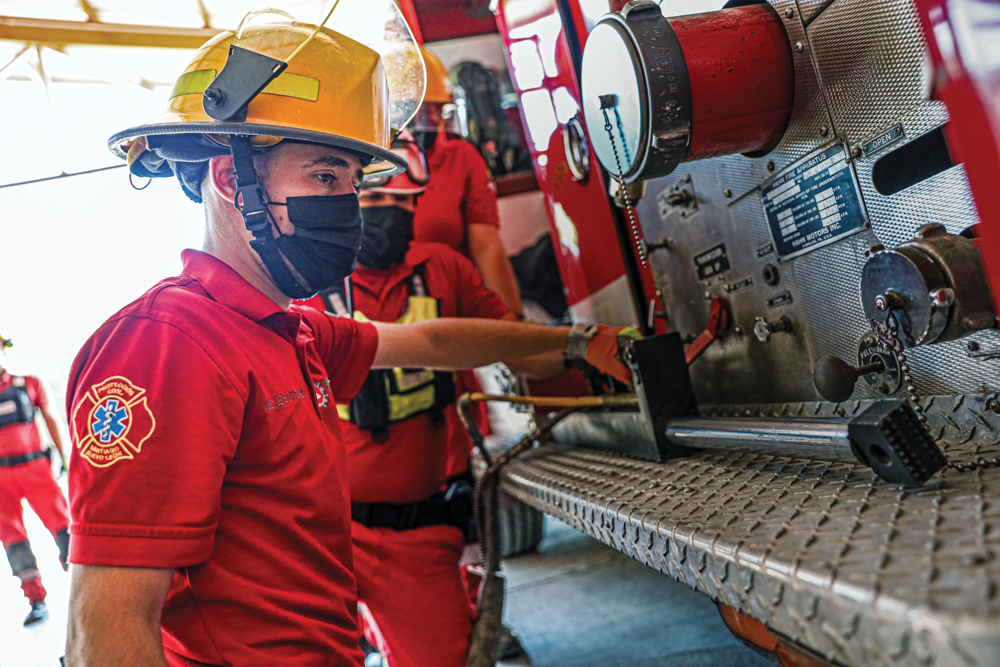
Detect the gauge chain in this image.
<box><xmin>602</xmin><ymin>108</ymin><xmax>647</xmax><ymax>267</ymax></box>
<box><xmin>614</xmin><ymin>107</ymin><xmax>632</xmax><ymax>167</ymax></box>
<box><xmin>872</xmin><ymin>311</ymin><xmax>991</xmax><ymax>473</ymax></box>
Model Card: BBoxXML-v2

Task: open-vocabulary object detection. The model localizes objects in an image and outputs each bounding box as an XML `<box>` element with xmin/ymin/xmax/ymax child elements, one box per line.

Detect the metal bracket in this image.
<box><xmin>203</xmin><ymin>44</ymin><xmax>287</xmax><ymax>122</ymax></box>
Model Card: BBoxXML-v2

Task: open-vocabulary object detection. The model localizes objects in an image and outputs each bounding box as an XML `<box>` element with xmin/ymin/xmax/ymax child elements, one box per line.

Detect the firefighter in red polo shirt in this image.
<box><xmin>410</xmin><ymin>48</ymin><xmax>522</xmax><ymax>318</ymax></box>
<box><xmin>65</xmin><ymin>11</ymin><xmax>633</xmax><ymax>667</ymax></box>
<box><xmin>0</xmin><ymin>333</ymin><xmax>70</xmax><ymax>626</ymax></box>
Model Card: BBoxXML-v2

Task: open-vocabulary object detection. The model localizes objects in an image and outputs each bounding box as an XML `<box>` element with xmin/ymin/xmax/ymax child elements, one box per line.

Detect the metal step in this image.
<box><xmin>499</xmin><ymin>392</ymin><xmax>1000</xmax><ymax>667</ymax></box>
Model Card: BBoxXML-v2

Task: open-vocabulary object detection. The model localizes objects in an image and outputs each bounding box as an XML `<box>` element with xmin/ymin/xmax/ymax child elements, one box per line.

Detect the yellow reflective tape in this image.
<box><xmin>169</xmin><ymin>69</ymin><xmax>319</xmax><ymax>102</ymax></box>
<box><xmin>262</xmin><ymin>72</ymin><xmax>320</xmax><ymax>101</ymax></box>
<box><xmin>388</xmin><ymin>384</ymin><xmax>436</xmax><ymax>422</ymax></box>
<box><xmin>397</xmin><ymin>296</ymin><xmax>439</xmax><ymax>324</ymax></box>
<box><xmin>337</xmin><ymin>403</ymin><xmax>351</xmax><ymax>421</ymax></box>
<box><xmin>393</xmin><ymin>367</ymin><xmax>434</xmax><ymax>392</ymax></box>
<box><xmin>170</xmin><ymin>69</ymin><xmax>216</xmax><ymax>98</ymax></box>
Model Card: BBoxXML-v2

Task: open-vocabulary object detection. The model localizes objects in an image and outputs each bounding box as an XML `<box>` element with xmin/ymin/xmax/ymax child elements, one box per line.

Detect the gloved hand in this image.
<box><xmin>566</xmin><ymin>324</ymin><xmax>642</xmax><ymax>385</ymax></box>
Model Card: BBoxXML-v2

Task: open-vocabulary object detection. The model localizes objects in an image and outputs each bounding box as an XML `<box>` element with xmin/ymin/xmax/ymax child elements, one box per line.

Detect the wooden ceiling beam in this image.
<box><xmin>0</xmin><ymin>16</ymin><xmax>221</xmax><ymax>49</ymax></box>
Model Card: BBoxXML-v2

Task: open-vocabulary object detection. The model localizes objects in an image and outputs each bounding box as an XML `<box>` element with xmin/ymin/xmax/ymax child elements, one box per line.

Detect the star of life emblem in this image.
<box><xmin>71</xmin><ymin>376</ymin><xmax>156</xmax><ymax>468</ymax></box>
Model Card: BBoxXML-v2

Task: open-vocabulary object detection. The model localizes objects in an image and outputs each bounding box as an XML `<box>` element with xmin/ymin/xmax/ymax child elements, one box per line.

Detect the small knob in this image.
<box><xmin>874</xmin><ymin>291</ymin><xmax>899</xmax><ymax>312</ymax></box>
<box><xmin>203</xmin><ymin>87</ymin><xmax>226</xmax><ymax>109</ymax></box>
<box><xmin>666</xmin><ymin>190</ymin><xmax>693</xmax><ymax>207</ymax></box>
<box><xmin>753</xmin><ymin>315</ymin><xmax>792</xmax><ymax>343</ymax></box>
<box><xmin>813</xmin><ymin>356</ymin><xmax>885</xmax><ymax>402</ymax></box>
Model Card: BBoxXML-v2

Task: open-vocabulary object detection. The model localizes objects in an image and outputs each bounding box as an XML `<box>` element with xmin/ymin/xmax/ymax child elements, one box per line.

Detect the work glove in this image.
<box><xmin>565</xmin><ymin>324</ymin><xmax>643</xmax><ymax>385</ymax></box>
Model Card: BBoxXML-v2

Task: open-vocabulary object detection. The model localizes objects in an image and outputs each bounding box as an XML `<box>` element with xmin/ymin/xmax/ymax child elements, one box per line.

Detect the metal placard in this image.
<box><xmin>863</xmin><ymin>124</ymin><xmax>905</xmax><ymax>157</ymax></box>
<box><xmin>760</xmin><ymin>143</ymin><xmax>868</xmax><ymax>261</ymax></box>
<box><xmin>693</xmin><ymin>243</ymin><xmax>730</xmax><ymax>280</ymax></box>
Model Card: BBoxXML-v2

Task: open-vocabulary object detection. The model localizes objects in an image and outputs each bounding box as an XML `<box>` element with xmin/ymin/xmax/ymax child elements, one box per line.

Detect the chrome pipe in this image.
<box><xmin>665</xmin><ymin>417</ymin><xmax>857</xmax><ymax>463</ymax></box>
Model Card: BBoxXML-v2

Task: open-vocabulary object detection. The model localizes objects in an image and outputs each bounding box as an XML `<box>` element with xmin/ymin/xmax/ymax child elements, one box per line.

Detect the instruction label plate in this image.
<box><xmin>761</xmin><ymin>144</ymin><xmax>868</xmax><ymax>261</ymax></box>
<box><xmin>694</xmin><ymin>243</ymin><xmax>730</xmax><ymax>280</ymax></box>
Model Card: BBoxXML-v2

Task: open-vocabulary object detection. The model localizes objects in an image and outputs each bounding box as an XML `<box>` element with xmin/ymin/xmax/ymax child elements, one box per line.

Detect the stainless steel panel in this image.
<box><xmin>805</xmin><ymin>0</ymin><xmax>929</xmax><ymax>150</ymax></box>
<box><xmin>551</xmin><ymin>411</ymin><xmax>658</xmax><ymax>455</ymax></box>
<box><xmin>635</xmin><ymin>0</ymin><xmax>997</xmax><ymax>406</ymax></box>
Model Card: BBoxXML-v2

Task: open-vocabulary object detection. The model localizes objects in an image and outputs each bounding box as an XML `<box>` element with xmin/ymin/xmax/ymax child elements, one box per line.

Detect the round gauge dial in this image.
<box><xmin>581</xmin><ymin>18</ymin><xmax>647</xmax><ymax>181</ymax></box>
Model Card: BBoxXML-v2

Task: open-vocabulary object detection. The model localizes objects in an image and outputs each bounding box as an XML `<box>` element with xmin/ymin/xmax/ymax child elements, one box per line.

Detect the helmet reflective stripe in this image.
<box><xmin>171</xmin><ymin>70</ymin><xmax>321</xmax><ymax>103</ymax></box>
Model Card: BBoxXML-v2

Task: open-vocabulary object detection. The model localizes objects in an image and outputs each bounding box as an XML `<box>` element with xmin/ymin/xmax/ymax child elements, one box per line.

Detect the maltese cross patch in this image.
<box><xmin>71</xmin><ymin>376</ymin><xmax>156</xmax><ymax>468</ymax></box>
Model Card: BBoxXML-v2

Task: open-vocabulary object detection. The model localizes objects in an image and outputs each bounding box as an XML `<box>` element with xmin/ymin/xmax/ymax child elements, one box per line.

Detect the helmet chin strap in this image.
<box><xmin>228</xmin><ymin>135</ymin><xmax>313</xmax><ymax>299</ymax></box>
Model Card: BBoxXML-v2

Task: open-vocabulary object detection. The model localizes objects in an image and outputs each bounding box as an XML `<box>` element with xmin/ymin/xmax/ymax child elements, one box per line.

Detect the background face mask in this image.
<box><xmin>356</xmin><ymin>206</ymin><xmax>414</xmax><ymax>271</ymax></box>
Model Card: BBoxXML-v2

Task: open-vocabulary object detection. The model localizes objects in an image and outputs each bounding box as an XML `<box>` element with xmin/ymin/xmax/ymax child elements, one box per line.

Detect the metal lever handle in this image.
<box><xmin>813</xmin><ymin>355</ymin><xmax>885</xmax><ymax>403</ymax></box>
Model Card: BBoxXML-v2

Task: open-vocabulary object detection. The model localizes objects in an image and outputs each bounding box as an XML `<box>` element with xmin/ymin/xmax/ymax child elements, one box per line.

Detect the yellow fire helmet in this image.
<box><xmin>421</xmin><ymin>46</ymin><xmax>453</xmax><ymax>104</ymax></box>
<box><xmin>410</xmin><ymin>46</ymin><xmax>464</xmax><ymax>138</ymax></box>
<box><xmin>110</xmin><ymin>2</ymin><xmax>427</xmax><ymax>183</ymax></box>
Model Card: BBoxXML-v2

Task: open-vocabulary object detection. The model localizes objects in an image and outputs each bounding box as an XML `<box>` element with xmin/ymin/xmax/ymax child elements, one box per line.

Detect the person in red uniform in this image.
<box><xmin>412</xmin><ymin>47</ymin><xmax>523</xmax><ymax>318</ymax></box>
<box><xmin>0</xmin><ymin>333</ymin><xmax>70</xmax><ymax>626</ymax></box>
<box><xmin>64</xmin><ymin>17</ymin><xmax>633</xmax><ymax>667</ymax></box>
<box><xmin>304</xmin><ymin>138</ymin><xmax>565</xmax><ymax>667</ymax></box>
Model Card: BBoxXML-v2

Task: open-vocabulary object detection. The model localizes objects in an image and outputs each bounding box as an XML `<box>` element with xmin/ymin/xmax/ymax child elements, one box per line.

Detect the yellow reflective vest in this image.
<box><xmin>324</xmin><ymin>269</ymin><xmax>456</xmax><ymax>440</ymax></box>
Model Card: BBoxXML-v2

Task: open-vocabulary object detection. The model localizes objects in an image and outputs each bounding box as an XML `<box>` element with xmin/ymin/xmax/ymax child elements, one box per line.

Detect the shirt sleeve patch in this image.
<box><xmin>71</xmin><ymin>376</ymin><xmax>157</xmax><ymax>468</ymax></box>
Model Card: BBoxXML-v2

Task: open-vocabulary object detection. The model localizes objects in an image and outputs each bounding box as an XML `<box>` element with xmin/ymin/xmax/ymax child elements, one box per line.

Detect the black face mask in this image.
<box><xmin>254</xmin><ymin>193</ymin><xmax>363</xmax><ymax>299</ymax></box>
<box><xmin>414</xmin><ymin>130</ymin><xmax>438</xmax><ymax>152</ymax></box>
<box><xmin>356</xmin><ymin>206</ymin><xmax>415</xmax><ymax>271</ymax></box>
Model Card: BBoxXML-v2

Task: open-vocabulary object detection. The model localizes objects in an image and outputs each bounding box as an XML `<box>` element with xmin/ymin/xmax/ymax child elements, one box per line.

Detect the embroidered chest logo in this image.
<box><xmin>71</xmin><ymin>376</ymin><xmax>156</xmax><ymax>468</ymax></box>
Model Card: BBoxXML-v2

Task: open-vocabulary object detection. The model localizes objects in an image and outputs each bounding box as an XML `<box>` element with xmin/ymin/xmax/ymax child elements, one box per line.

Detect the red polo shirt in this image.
<box><xmin>66</xmin><ymin>249</ymin><xmax>378</xmax><ymax>667</ymax></box>
<box><xmin>413</xmin><ymin>138</ymin><xmax>499</xmax><ymax>252</ymax></box>
<box><xmin>340</xmin><ymin>243</ymin><xmax>508</xmax><ymax>505</ymax></box>
<box><xmin>0</xmin><ymin>371</ymin><xmax>45</xmax><ymax>458</ymax></box>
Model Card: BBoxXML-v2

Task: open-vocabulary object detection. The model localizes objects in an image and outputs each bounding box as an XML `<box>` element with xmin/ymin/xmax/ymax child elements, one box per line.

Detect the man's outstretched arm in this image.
<box><xmin>372</xmin><ymin>319</ymin><xmax>569</xmax><ymax>371</ymax></box>
<box><xmin>66</xmin><ymin>565</ymin><xmax>173</xmax><ymax>667</ymax></box>
<box><xmin>371</xmin><ymin>318</ymin><xmax>636</xmax><ymax>383</ymax></box>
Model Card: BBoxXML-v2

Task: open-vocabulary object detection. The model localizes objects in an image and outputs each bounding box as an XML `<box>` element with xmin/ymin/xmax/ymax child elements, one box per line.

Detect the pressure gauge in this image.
<box><xmin>580</xmin><ymin>1</ymin><xmax>795</xmax><ymax>183</ymax></box>
<box><xmin>581</xmin><ymin>1</ymin><xmax>691</xmax><ymax>183</ymax></box>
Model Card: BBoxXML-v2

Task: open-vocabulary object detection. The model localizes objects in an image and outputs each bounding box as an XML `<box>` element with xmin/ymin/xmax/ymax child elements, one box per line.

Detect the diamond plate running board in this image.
<box><xmin>500</xmin><ymin>393</ymin><xmax>1000</xmax><ymax>667</ymax></box>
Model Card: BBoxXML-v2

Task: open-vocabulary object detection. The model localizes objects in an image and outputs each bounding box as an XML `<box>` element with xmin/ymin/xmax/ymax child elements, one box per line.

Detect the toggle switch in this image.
<box><xmin>753</xmin><ymin>316</ymin><xmax>792</xmax><ymax>343</ymax></box>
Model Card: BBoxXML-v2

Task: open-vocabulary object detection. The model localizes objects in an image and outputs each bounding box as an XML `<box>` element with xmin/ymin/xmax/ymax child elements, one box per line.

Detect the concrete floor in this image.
<box><xmin>499</xmin><ymin>518</ymin><xmax>774</xmax><ymax>667</ymax></box>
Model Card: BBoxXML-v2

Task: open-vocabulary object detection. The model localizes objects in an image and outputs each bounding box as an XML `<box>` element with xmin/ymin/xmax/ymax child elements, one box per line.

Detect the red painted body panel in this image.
<box><xmin>670</xmin><ymin>5</ymin><xmax>794</xmax><ymax>162</ymax></box>
<box><xmin>412</xmin><ymin>0</ymin><xmax>498</xmax><ymax>42</ymax></box>
<box><xmin>495</xmin><ymin>0</ymin><xmax>633</xmax><ymax>311</ymax></box>
<box><xmin>914</xmin><ymin>0</ymin><xmax>1000</xmax><ymax>312</ymax></box>
<box><xmin>494</xmin><ymin>0</ymin><xmax>664</xmax><ymax>332</ymax></box>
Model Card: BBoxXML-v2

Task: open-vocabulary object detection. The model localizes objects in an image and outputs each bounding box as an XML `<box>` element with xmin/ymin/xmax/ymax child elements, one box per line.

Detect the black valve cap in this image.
<box><xmin>813</xmin><ymin>356</ymin><xmax>859</xmax><ymax>403</ymax></box>
<box><xmin>848</xmin><ymin>400</ymin><xmax>946</xmax><ymax>486</ymax></box>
